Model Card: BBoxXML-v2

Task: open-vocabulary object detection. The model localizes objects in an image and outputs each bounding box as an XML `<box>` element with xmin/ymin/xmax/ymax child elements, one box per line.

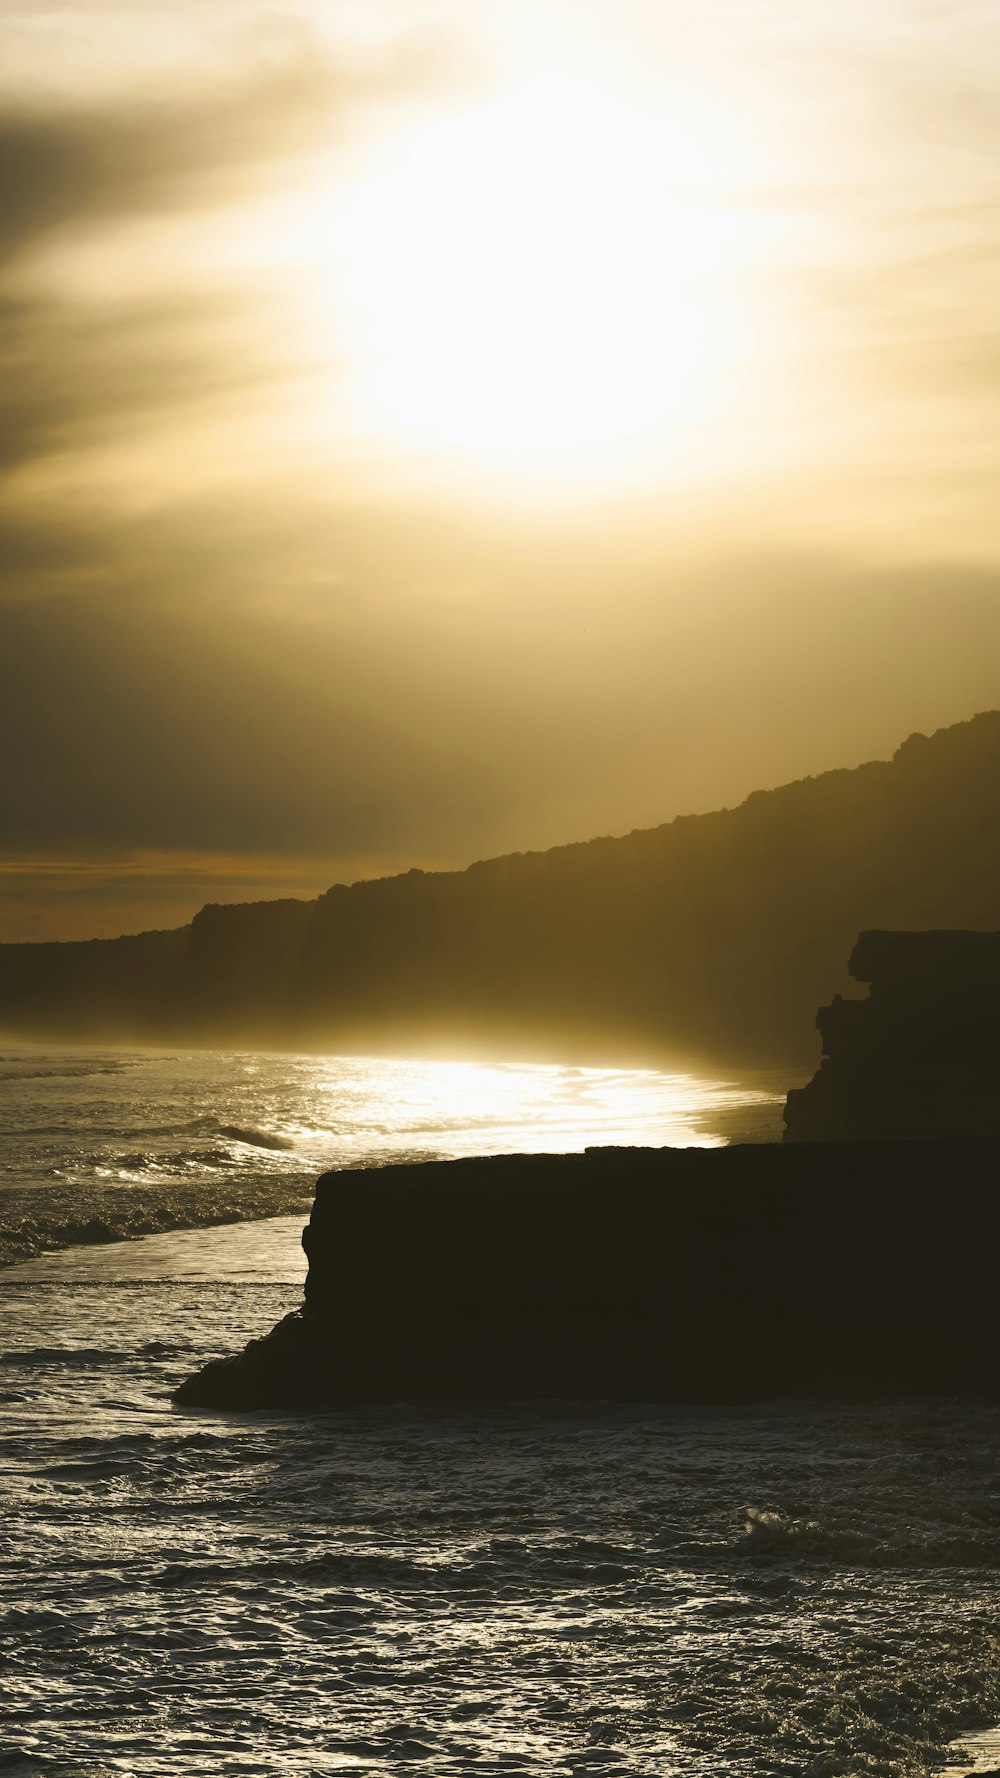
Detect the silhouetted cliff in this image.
<box><xmin>0</xmin><ymin>925</ymin><xmax>189</xmax><ymax>1040</ymax></box>
<box><xmin>4</xmin><ymin>710</ymin><xmax>1000</xmax><ymax>1063</ymax></box>
<box><xmin>785</xmin><ymin>929</ymin><xmax>1000</xmax><ymax>1139</ymax></box>
<box><xmin>176</xmin><ymin>1141</ymin><xmax>1000</xmax><ymax>1409</ymax></box>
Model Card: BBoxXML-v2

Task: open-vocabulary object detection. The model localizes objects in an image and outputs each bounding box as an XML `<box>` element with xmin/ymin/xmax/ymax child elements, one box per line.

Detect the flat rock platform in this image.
<box><xmin>175</xmin><ymin>1142</ymin><xmax>1000</xmax><ymax>1410</ymax></box>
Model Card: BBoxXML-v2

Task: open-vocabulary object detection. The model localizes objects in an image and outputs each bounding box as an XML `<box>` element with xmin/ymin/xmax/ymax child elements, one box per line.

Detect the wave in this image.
<box><xmin>14</xmin><ymin>1120</ymin><xmax>218</xmax><ymax>1139</ymax></box>
<box><xmin>0</xmin><ymin>1177</ymin><xmax>313</xmax><ymax>1267</ymax></box>
<box><xmin>737</xmin><ymin>1505</ymin><xmax>1000</xmax><ymax>1570</ymax></box>
<box><xmin>215</xmin><ymin>1124</ymin><xmax>295</xmax><ymax>1152</ymax></box>
<box><xmin>0</xmin><ymin>1060</ymin><xmax>131</xmax><ymax>1083</ymax></box>
<box><xmin>12</xmin><ymin>1116</ymin><xmax>295</xmax><ymax>1149</ymax></box>
<box><xmin>0</xmin><ymin>1346</ymin><xmax>130</xmax><ymax>1368</ymax></box>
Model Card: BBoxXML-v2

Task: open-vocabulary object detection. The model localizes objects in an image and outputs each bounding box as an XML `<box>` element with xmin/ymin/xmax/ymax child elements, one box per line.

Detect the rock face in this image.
<box><xmin>784</xmin><ymin>930</ymin><xmax>1000</xmax><ymax>1141</ymax></box>
<box><xmin>175</xmin><ymin>1141</ymin><xmax>1000</xmax><ymax>1410</ymax></box>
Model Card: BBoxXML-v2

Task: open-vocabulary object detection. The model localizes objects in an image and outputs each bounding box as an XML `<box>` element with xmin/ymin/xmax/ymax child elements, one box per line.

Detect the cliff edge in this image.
<box><xmin>175</xmin><ymin>1141</ymin><xmax>1000</xmax><ymax>1410</ymax></box>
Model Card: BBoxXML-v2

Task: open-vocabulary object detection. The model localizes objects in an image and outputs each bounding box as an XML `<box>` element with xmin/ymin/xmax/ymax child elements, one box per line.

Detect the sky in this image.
<box><xmin>2</xmin><ymin>0</ymin><xmax>999</xmax><ymax>941</ymax></box>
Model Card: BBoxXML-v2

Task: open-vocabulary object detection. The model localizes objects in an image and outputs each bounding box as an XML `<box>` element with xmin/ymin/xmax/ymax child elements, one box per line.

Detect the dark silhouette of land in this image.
<box><xmin>176</xmin><ymin>919</ymin><xmax>1000</xmax><ymax>1410</ymax></box>
<box><xmin>175</xmin><ymin>1140</ymin><xmax>1000</xmax><ymax>1409</ymax></box>
<box><xmin>4</xmin><ymin>709</ymin><xmax>1000</xmax><ymax>1065</ymax></box>
<box><xmin>786</xmin><ymin>929</ymin><xmax>1000</xmax><ymax>1139</ymax></box>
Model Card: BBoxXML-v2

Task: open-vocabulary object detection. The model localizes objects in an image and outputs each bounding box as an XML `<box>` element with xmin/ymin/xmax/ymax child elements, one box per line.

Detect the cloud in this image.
<box><xmin>0</xmin><ymin>45</ymin><xmax>444</xmax><ymax>265</ymax></box>
<box><xmin>0</xmin><ymin>573</ymin><xmax>507</xmax><ymax>859</ymax></box>
<box><xmin>0</xmin><ymin>290</ymin><xmax>272</xmax><ymax>486</ymax></box>
<box><xmin>2</xmin><ymin>530</ymin><xmax>999</xmax><ymax>863</ymax></box>
<box><xmin>1</xmin><ymin>0</ymin><xmax>998</xmax><ymax>948</ymax></box>
<box><xmin>0</xmin><ymin>31</ymin><xmax>466</xmax><ymax>541</ymax></box>
<box><xmin>3</xmin><ymin>539</ymin><xmax>1000</xmax><ymax>942</ymax></box>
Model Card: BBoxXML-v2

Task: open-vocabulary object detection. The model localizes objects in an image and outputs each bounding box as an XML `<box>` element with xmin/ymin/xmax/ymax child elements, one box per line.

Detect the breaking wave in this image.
<box><xmin>215</xmin><ymin>1124</ymin><xmax>295</xmax><ymax>1152</ymax></box>
<box><xmin>738</xmin><ymin>1504</ymin><xmax>1000</xmax><ymax>1571</ymax></box>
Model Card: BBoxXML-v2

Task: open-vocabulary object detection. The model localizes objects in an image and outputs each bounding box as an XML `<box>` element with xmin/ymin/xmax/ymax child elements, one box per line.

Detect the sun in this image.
<box><xmin>306</xmin><ymin>75</ymin><xmax>763</xmax><ymax>498</ymax></box>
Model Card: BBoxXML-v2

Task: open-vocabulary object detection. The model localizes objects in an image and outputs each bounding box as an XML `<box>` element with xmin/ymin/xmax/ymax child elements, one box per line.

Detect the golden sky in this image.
<box><xmin>2</xmin><ymin>0</ymin><xmax>999</xmax><ymax>940</ymax></box>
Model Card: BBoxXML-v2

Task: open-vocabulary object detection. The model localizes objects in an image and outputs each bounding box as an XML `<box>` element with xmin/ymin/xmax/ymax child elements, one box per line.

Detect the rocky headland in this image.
<box><xmin>175</xmin><ymin>1139</ymin><xmax>1000</xmax><ymax>1410</ymax></box>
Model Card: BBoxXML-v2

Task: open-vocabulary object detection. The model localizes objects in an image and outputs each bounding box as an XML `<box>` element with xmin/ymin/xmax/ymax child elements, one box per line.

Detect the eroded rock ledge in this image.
<box><xmin>175</xmin><ymin>1142</ymin><xmax>1000</xmax><ymax>1410</ymax></box>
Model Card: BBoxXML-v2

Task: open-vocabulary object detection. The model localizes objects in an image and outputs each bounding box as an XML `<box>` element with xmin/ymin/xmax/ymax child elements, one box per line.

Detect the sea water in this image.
<box><xmin>1</xmin><ymin>1050</ymin><xmax>999</xmax><ymax>1776</ymax></box>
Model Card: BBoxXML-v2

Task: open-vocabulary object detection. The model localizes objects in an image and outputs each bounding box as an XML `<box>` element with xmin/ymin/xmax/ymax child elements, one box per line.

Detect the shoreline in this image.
<box><xmin>2</xmin><ymin>1209</ymin><xmax>309</xmax><ymax>1284</ymax></box>
<box><xmin>0</xmin><ymin>1178</ymin><xmax>315</xmax><ymax>1270</ymax></box>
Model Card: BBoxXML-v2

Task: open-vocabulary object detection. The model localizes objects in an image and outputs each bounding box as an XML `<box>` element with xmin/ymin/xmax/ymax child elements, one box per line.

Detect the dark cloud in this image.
<box><xmin>0</xmin><ymin>36</ymin><xmax>460</xmax><ymax>518</ymax></box>
<box><xmin>0</xmin><ymin>506</ymin><xmax>105</xmax><ymax>582</ymax></box>
<box><xmin>0</xmin><ymin>290</ymin><xmax>270</xmax><ymax>482</ymax></box>
<box><xmin>0</xmin><ymin>60</ymin><xmax>338</xmax><ymax>531</ymax></box>
<box><xmin>0</xmin><ymin>580</ymin><xmax>505</xmax><ymax>859</ymax></box>
<box><xmin>0</xmin><ymin>49</ymin><xmax>432</xmax><ymax>264</ymax></box>
<box><xmin>2</xmin><ymin>534</ymin><xmax>999</xmax><ymax>883</ymax></box>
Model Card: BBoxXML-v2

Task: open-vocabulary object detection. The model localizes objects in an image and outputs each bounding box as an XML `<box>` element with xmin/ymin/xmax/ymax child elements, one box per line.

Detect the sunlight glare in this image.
<box><xmin>309</xmin><ymin>1054</ymin><xmax>777</xmax><ymax>1155</ymax></box>
<box><xmin>310</xmin><ymin>76</ymin><xmax>767</xmax><ymax>495</ymax></box>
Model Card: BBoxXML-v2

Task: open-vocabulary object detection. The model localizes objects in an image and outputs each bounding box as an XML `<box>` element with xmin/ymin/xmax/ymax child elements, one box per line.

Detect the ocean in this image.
<box><xmin>1</xmin><ymin>1047</ymin><xmax>998</xmax><ymax>1776</ymax></box>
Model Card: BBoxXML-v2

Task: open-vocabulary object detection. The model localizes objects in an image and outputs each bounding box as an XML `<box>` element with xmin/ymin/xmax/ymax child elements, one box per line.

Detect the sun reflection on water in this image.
<box><xmin>0</xmin><ymin>1046</ymin><xmax>784</xmax><ymax>1272</ymax></box>
<box><xmin>302</xmin><ymin>1054</ymin><xmax>780</xmax><ymax>1159</ymax></box>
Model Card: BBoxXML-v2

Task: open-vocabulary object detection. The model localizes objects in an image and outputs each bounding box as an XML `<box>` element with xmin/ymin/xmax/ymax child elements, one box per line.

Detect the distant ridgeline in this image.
<box><xmin>4</xmin><ymin>709</ymin><xmax>1000</xmax><ymax>1064</ymax></box>
<box><xmin>785</xmin><ymin>929</ymin><xmax>1000</xmax><ymax>1139</ymax></box>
